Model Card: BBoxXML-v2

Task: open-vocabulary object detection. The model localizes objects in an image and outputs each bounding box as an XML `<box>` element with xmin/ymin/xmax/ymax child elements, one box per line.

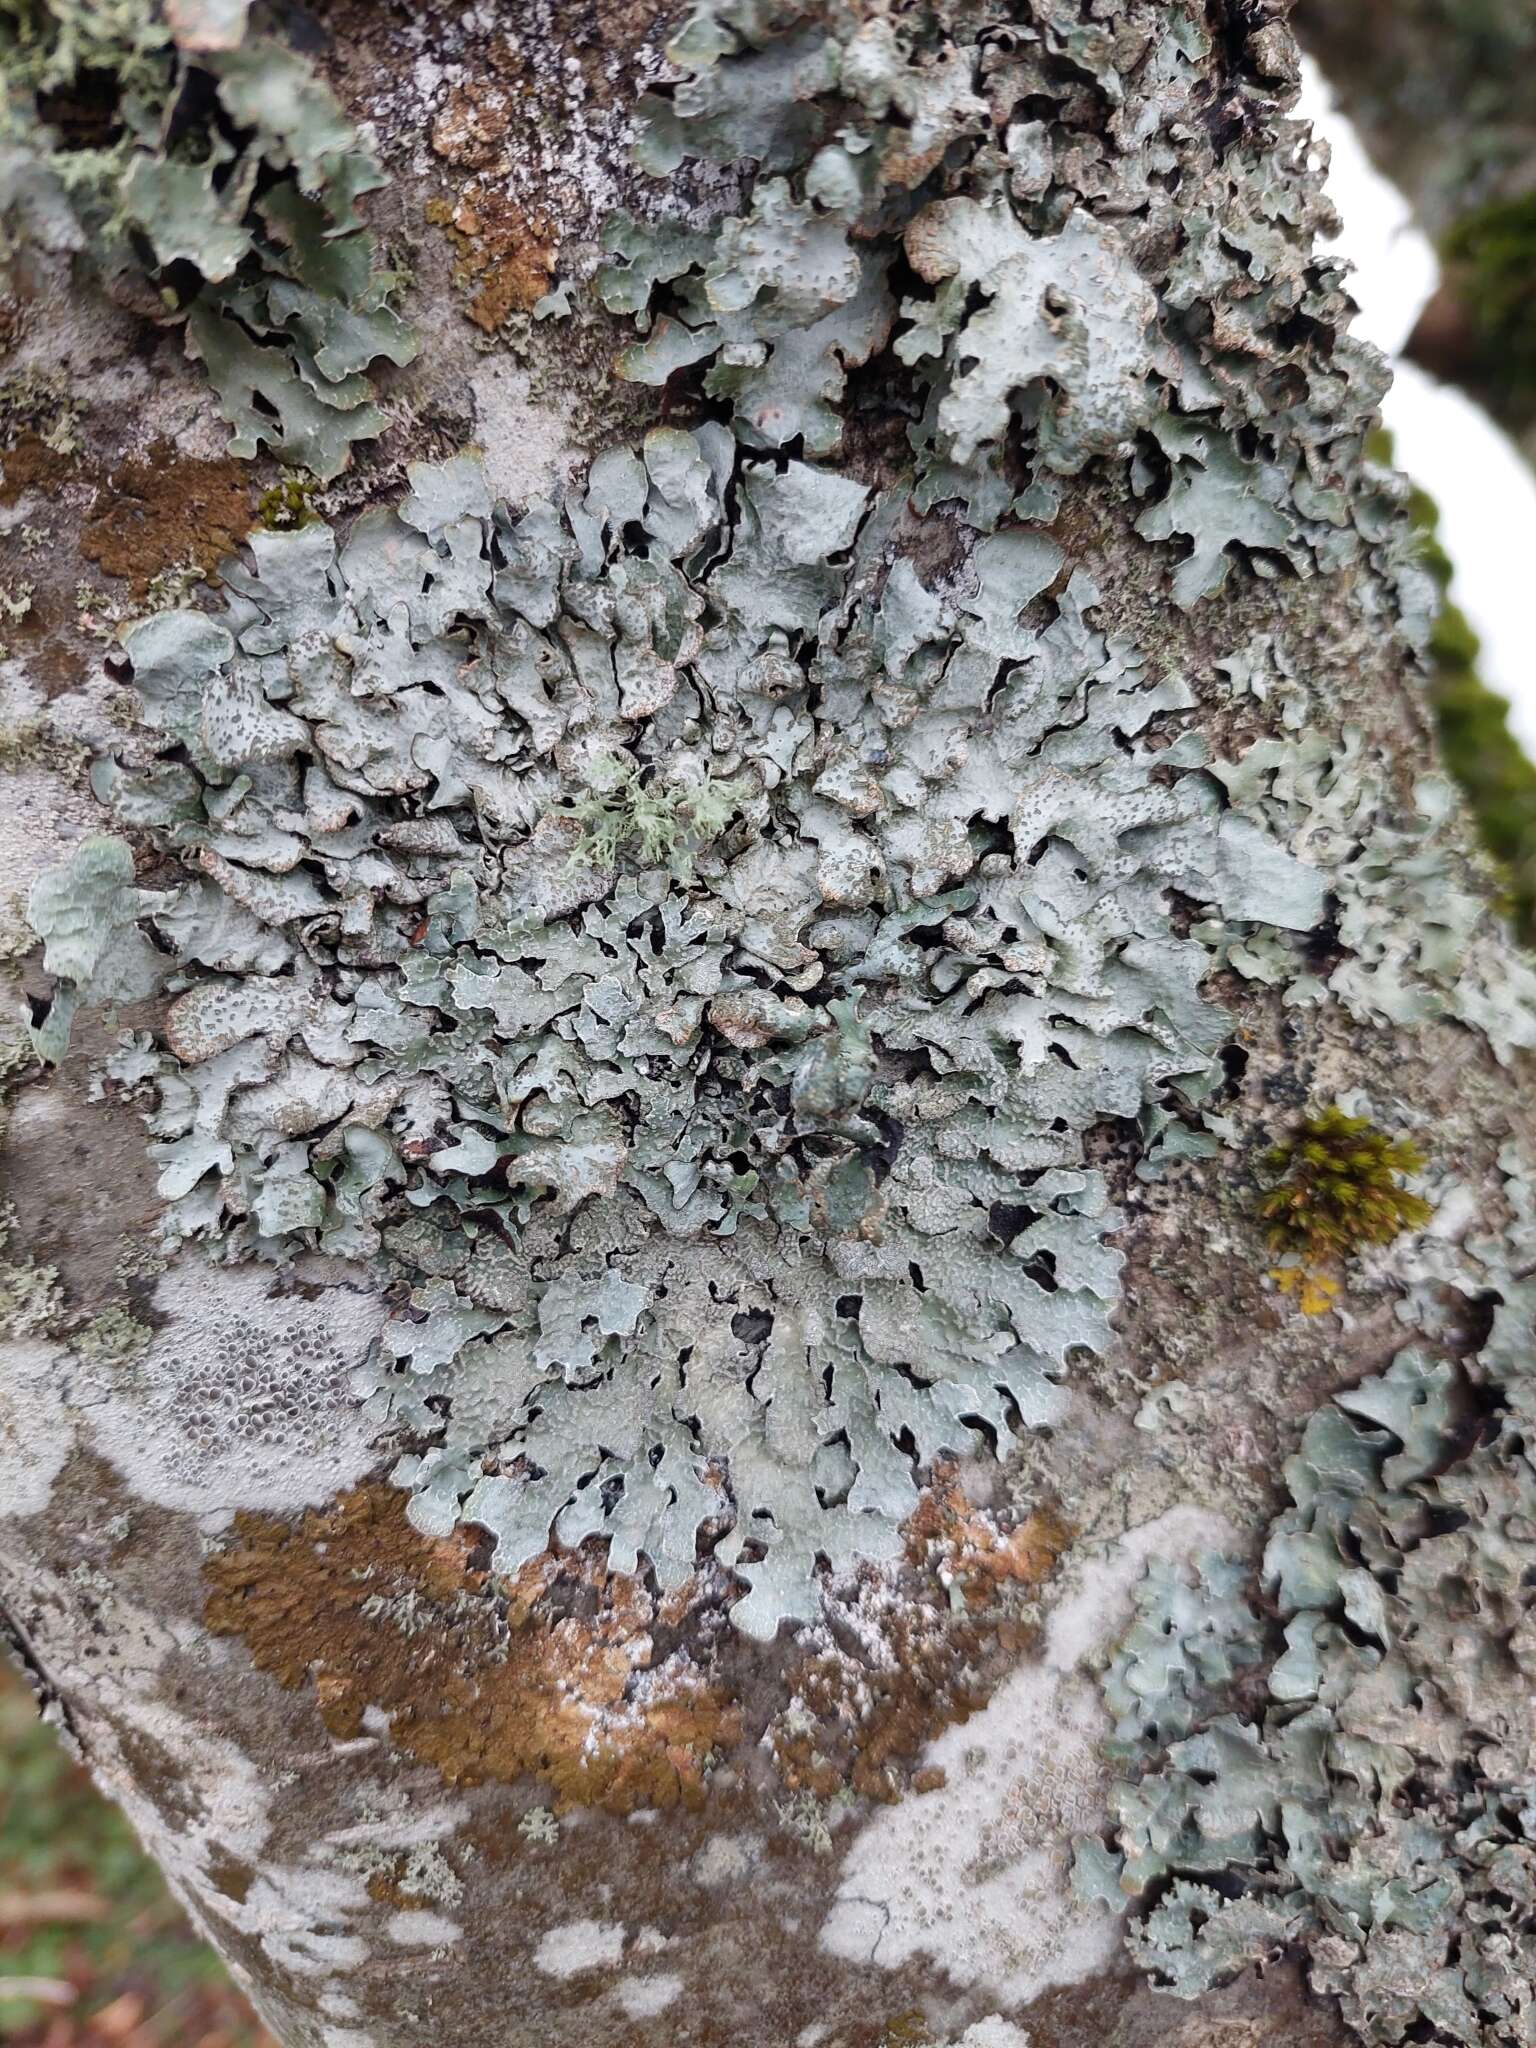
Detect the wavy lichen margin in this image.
<box><xmin>1078</xmin><ymin>1151</ymin><xmax>1536</xmax><ymax>2045</ymax></box>
<box><xmin>0</xmin><ymin>0</ymin><xmax>415</xmax><ymax>477</ymax></box>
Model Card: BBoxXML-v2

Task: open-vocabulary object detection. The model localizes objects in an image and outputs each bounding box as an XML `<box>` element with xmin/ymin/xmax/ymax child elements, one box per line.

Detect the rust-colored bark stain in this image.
<box><xmin>0</xmin><ymin>430</ymin><xmax>75</xmax><ymax>506</ymax></box>
<box><xmin>425</xmin><ymin>61</ymin><xmax>560</xmax><ymax>330</ymax></box>
<box><xmin>768</xmin><ymin>1476</ymin><xmax>1071</xmax><ymax>1803</ymax></box>
<box><xmin>80</xmin><ymin>442</ymin><xmax>255</xmax><ymax>594</ymax></box>
<box><xmin>203</xmin><ymin>1484</ymin><xmax>739</xmax><ymax>1813</ymax></box>
<box><xmin>906</xmin><ymin>1468</ymin><xmax>1071</xmax><ymax>1601</ymax></box>
<box><xmin>204</xmin><ymin>1474</ymin><xmax>1072</xmax><ymax>1820</ymax></box>
<box><xmin>433</xmin><ymin>188</ymin><xmax>557</xmax><ymax>331</ymax></box>
<box><xmin>431</xmin><ymin>79</ymin><xmax>516</xmax><ymax>171</ymax></box>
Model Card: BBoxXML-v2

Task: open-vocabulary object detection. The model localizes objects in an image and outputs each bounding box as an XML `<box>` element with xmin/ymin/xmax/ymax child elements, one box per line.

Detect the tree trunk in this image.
<box><xmin>1294</xmin><ymin>0</ymin><xmax>1536</xmax><ymax>465</ymax></box>
<box><xmin>2</xmin><ymin>5</ymin><xmax>1534</xmax><ymax>2047</ymax></box>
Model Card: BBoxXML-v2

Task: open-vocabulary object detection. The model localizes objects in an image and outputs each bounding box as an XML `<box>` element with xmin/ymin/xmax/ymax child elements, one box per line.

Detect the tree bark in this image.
<box><xmin>2</xmin><ymin>5</ymin><xmax>1534</xmax><ymax>2048</ymax></box>
<box><xmin>1294</xmin><ymin>0</ymin><xmax>1536</xmax><ymax>465</ymax></box>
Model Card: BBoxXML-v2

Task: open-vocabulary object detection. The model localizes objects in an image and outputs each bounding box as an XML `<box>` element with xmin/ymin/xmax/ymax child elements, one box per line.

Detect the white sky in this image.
<box><xmin>1300</xmin><ymin>62</ymin><xmax>1536</xmax><ymax>752</ymax></box>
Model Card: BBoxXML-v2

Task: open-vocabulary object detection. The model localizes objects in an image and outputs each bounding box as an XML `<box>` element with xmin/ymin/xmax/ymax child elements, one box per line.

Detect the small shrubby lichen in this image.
<box><xmin>70</xmin><ymin>1302</ymin><xmax>151</xmax><ymax>1367</ymax></box>
<box><xmin>0</xmin><ymin>1200</ymin><xmax>62</xmax><ymax>1338</ymax></box>
<box><xmin>554</xmin><ymin>750</ymin><xmax>749</xmax><ymax>880</ymax></box>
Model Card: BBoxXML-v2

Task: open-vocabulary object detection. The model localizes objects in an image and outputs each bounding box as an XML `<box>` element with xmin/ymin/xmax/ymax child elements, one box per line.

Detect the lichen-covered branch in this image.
<box><xmin>1</xmin><ymin>3</ymin><xmax>1534</xmax><ymax>2046</ymax></box>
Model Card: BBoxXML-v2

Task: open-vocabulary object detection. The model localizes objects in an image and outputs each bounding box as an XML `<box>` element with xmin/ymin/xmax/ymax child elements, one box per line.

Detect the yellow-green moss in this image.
<box><xmin>256</xmin><ymin>476</ymin><xmax>317</xmax><ymax>531</ymax></box>
<box><xmin>1259</xmin><ymin>1107</ymin><xmax>1431</xmax><ymax>1314</ymax></box>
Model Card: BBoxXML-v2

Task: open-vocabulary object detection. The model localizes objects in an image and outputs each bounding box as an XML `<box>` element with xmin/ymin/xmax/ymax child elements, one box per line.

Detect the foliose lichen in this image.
<box><xmin>8</xmin><ymin>3</ymin><xmax>1536</xmax><ymax>2044</ymax></box>
<box><xmin>597</xmin><ymin>0</ymin><xmax>1394</xmax><ymax>576</ymax></box>
<box><xmin>1202</xmin><ymin>707</ymin><xmax>1536</xmax><ymax>1065</ymax></box>
<box><xmin>24</xmin><ymin>833</ymin><xmax>167</xmax><ymax>1064</ymax></box>
<box><xmin>0</xmin><ymin>1197</ymin><xmax>62</xmax><ymax>1337</ymax></box>
<box><xmin>1079</xmin><ymin>1152</ymin><xmax>1536</xmax><ymax>2042</ymax></box>
<box><xmin>59</xmin><ymin>423</ymin><xmax>1319</xmax><ymax>1638</ymax></box>
<box><xmin>0</xmin><ymin>0</ymin><xmax>415</xmax><ymax>477</ymax></box>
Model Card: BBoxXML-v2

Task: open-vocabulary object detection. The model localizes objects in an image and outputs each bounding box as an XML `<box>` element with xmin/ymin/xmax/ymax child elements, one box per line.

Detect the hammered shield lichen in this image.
<box><xmin>52</xmin><ymin>420</ymin><xmax>1320</xmax><ymax>1638</ymax></box>
<box><xmin>20</xmin><ymin>0</ymin><xmax>1485</xmax><ymax>1652</ymax></box>
<box><xmin>1080</xmin><ymin>1162</ymin><xmax>1536</xmax><ymax>2043</ymax></box>
<box><xmin>0</xmin><ymin>0</ymin><xmax>414</xmax><ymax>476</ymax></box>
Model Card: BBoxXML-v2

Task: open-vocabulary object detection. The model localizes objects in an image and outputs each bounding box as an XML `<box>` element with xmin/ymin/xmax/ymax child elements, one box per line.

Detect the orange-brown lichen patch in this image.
<box><xmin>767</xmin><ymin>1482</ymin><xmax>1070</xmax><ymax>1804</ymax></box>
<box><xmin>424</xmin><ymin>65</ymin><xmax>560</xmax><ymax>330</ymax></box>
<box><xmin>80</xmin><ymin>443</ymin><xmax>255</xmax><ymax>594</ymax></box>
<box><xmin>203</xmin><ymin>1484</ymin><xmax>738</xmax><ymax>1813</ymax></box>
<box><xmin>905</xmin><ymin>1465</ymin><xmax>1071</xmax><ymax>1603</ymax></box>
<box><xmin>364</xmin><ymin>1869</ymin><xmax>418</xmax><ymax>1910</ymax></box>
<box><xmin>432</xmin><ymin>188</ymin><xmax>557</xmax><ymax>331</ymax></box>
<box><xmin>0</xmin><ymin>431</ymin><xmax>74</xmax><ymax>506</ymax></box>
<box><xmin>431</xmin><ymin>80</ymin><xmax>515</xmax><ymax>170</ymax></box>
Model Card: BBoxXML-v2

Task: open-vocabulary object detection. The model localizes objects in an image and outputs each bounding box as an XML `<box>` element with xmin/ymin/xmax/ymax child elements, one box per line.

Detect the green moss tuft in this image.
<box><xmin>1441</xmin><ymin>192</ymin><xmax>1536</xmax><ymax>402</ymax></box>
<box><xmin>256</xmin><ymin>475</ymin><xmax>317</xmax><ymax>532</ymax></box>
<box><xmin>1258</xmin><ymin>1106</ymin><xmax>1430</xmax><ymax>1313</ymax></box>
<box><xmin>1370</xmin><ymin>426</ymin><xmax>1536</xmax><ymax>943</ymax></box>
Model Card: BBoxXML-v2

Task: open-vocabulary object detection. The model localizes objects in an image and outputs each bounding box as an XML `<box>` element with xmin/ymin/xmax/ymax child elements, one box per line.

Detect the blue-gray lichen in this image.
<box><xmin>61</xmin><ymin>430</ymin><xmax>1318</xmax><ymax>1638</ymax></box>
<box><xmin>24</xmin><ymin>833</ymin><xmax>168</xmax><ymax>1062</ymax></box>
<box><xmin>599</xmin><ymin>0</ymin><xmax>1392</xmax><ymax>567</ymax></box>
<box><xmin>1078</xmin><ymin>1152</ymin><xmax>1536</xmax><ymax>2041</ymax></box>
<box><xmin>0</xmin><ymin>0</ymin><xmax>413</xmax><ymax>476</ymax></box>
<box><xmin>1207</xmin><ymin>727</ymin><xmax>1536</xmax><ymax>1063</ymax></box>
<box><xmin>9</xmin><ymin>7</ymin><xmax>1536</xmax><ymax>2048</ymax></box>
